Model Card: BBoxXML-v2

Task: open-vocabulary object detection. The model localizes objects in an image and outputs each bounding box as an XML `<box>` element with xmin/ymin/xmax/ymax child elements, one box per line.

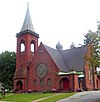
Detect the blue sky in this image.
<box><xmin>0</xmin><ymin>0</ymin><xmax>100</xmax><ymax>53</ymax></box>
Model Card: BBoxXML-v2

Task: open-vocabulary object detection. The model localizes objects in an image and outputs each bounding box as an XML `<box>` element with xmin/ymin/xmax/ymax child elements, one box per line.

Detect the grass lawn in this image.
<box><xmin>0</xmin><ymin>92</ymin><xmax>76</xmax><ymax>102</ymax></box>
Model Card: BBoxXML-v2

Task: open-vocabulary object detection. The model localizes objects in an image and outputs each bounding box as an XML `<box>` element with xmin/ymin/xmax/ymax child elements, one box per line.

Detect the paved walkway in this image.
<box><xmin>57</xmin><ymin>91</ymin><xmax>100</xmax><ymax>102</ymax></box>
<box><xmin>32</xmin><ymin>93</ymin><xmax>63</xmax><ymax>102</ymax></box>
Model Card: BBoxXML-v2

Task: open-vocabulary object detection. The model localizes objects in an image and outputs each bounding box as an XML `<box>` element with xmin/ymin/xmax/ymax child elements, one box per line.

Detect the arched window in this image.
<box><xmin>31</xmin><ymin>43</ymin><xmax>34</xmax><ymax>52</ymax></box>
<box><xmin>33</xmin><ymin>80</ymin><xmax>37</xmax><ymax>86</ymax></box>
<box><xmin>20</xmin><ymin>42</ymin><xmax>25</xmax><ymax>52</ymax></box>
<box><xmin>40</xmin><ymin>79</ymin><xmax>44</xmax><ymax>86</ymax></box>
<box><xmin>47</xmin><ymin>79</ymin><xmax>51</xmax><ymax>86</ymax></box>
<box><xmin>31</xmin><ymin>41</ymin><xmax>35</xmax><ymax>52</ymax></box>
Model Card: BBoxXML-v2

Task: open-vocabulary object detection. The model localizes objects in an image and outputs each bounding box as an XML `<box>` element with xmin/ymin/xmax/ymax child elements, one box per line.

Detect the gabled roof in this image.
<box><xmin>62</xmin><ymin>45</ymin><xmax>88</xmax><ymax>72</ymax></box>
<box><xmin>43</xmin><ymin>44</ymin><xmax>88</xmax><ymax>72</ymax></box>
<box><xmin>44</xmin><ymin>45</ymin><xmax>67</xmax><ymax>72</ymax></box>
<box><xmin>20</xmin><ymin>5</ymin><xmax>35</xmax><ymax>32</ymax></box>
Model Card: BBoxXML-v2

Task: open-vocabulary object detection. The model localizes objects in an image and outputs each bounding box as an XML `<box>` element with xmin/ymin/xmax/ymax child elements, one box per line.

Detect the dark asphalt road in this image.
<box><xmin>57</xmin><ymin>91</ymin><xmax>100</xmax><ymax>102</ymax></box>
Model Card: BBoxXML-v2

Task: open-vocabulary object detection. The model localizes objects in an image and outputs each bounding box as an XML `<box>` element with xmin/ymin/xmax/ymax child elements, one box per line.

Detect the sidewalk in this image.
<box><xmin>32</xmin><ymin>93</ymin><xmax>63</xmax><ymax>102</ymax></box>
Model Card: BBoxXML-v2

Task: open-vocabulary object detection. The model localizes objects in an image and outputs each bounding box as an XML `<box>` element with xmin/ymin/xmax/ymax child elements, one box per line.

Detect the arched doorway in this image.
<box><xmin>16</xmin><ymin>80</ymin><xmax>23</xmax><ymax>91</ymax></box>
<box><xmin>59</xmin><ymin>78</ymin><xmax>70</xmax><ymax>91</ymax></box>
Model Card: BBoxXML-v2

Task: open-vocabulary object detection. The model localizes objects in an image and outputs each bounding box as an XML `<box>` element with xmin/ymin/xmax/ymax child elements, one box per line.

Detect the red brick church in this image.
<box><xmin>14</xmin><ymin>5</ymin><xmax>100</xmax><ymax>93</ymax></box>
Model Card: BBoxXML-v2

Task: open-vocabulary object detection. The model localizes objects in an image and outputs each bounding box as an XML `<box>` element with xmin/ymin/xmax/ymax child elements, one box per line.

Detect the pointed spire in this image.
<box><xmin>20</xmin><ymin>3</ymin><xmax>35</xmax><ymax>32</ymax></box>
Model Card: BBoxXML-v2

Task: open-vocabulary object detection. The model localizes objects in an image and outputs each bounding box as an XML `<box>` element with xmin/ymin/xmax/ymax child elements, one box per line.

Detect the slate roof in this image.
<box><xmin>20</xmin><ymin>5</ymin><xmax>35</xmax><ymax>32</ymax></box>
<box><xmin>44</xmin><ymin>44</ymin><xmax>88</xmax><ymax>72</ymax></box>
<box><xmin>62</xmin><ymin>45</ymin><xmax>88</xmax><ymax>72</ymax></box>
<box><xmin>44</xmin><ymin>45</ymin><xmax>67</xmax><ymax>72</ymax></box>
<box><xmin>16</xmin><ymin>5</ymin><xmax>39</xmax><ymax>37</ymax></box>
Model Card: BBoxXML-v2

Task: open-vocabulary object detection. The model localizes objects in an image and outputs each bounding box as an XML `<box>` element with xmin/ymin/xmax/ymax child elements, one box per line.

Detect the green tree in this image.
<box><xmin>84</xmin><ymin>30</ymin><xmax>100</xmax><ymax>67</ymax></box>
<box><xmin>0</xmin><ymin>51</ymin><xmax>16</xmax><ymax>90</ymax></box>
<box><xmin>96</xmin><ymin>23</ymin><xmax>100</xmax><ymax>68</ymax></box>
<box><xmin>84</xmin><ymin>27</ymin><xmax>100</xmax><ymax>89</ymax></box>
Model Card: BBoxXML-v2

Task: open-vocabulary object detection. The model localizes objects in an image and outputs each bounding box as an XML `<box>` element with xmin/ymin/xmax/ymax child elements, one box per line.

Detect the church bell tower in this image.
<box><xmin>14</xmin><ymin>4</ymin><xmax>39</xmax><ymax>93</ymax></box>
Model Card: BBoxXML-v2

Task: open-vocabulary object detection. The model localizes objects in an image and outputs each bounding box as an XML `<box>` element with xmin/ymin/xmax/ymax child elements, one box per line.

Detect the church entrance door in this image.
<box><xmin>60</xmin><ymin>78</ymin><xmax>70</xmax><ymax>91</ymax></box>
<box><xmin>16</xmin><ymin>80</ymin><xmax>23</xmax><ymax>91</ymax></box>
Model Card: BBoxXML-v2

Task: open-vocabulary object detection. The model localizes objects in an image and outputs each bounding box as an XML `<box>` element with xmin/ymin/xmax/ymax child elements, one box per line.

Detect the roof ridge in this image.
<box><xmin>63</xmin><ymin>44</ymin><xmax>88</xmax><ymax>51</ymax></box>
<box><xmin>43</xmin><ymin>44</ymin><xmax>57</xmax><ymax>50</ymax></box>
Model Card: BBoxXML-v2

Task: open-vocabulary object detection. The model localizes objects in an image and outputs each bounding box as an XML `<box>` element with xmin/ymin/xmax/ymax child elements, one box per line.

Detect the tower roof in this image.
<box><xmin>20</xmin><ymin>4</ymin><xmax>35</xmax><ymax>32</ymax></box>
<box><xmin>56</xmin><ymin>42</ymin><xmax>63</xmax><ymax>51</ymax></box>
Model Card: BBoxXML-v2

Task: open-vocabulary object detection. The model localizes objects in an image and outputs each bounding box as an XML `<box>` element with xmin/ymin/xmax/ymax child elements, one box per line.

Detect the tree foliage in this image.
<box><xmin>84</xmin><ymin>23</ymin><xmax>100</xmax><ymax>89</ymax></box>
<box><xmin>84</xmin><ymin>28</ymin><xmax>100</xmax><ymax>68</ymax></box>
<box><xmin>0</xmin><ymin>51</ymin><xmax>16</xmax><ymax>90</ymax></box>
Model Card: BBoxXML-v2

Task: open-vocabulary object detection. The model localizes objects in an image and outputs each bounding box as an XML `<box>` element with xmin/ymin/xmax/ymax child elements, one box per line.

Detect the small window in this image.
<box><xmin>31</xmin><ymin>43</ymin><xmax>34</xmax><ymax>52</ymax></box>
<box><xmin>33</xmin><ymin>80</ymin><xmax>37</xmax><ymax>86</ymax></box>
<box><xmin>40</xmin><ymin>79</ymin><xmax>44</xmax><ymax>86</ymax></box>
<box><xmin>89</xmin><ymin>69</ymin><xmax>91</xmax><ymax>81</ymax></box>
<box><xmin>47</xmin><ymin>79</ymin><xmax>51</xmax><ymax>86</ymax></box>
<box><xmin>38</xmin><ymin>49</ymin><xmax>43</xmax><ymax>53</ymax></box>
<box><xmin>20</xmin><ymin>69</ymin><xmax>23</xmax><ymax>75</ymax></box>
<box><xmin>21</xmin><ymin>42</ymin><xmax>25</xmax><ymax>52</ymax></box>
